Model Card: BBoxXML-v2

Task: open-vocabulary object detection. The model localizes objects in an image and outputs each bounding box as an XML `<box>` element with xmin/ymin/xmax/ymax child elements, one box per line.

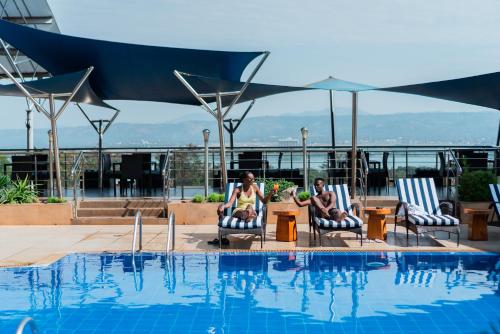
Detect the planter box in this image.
<box><xmin>459</xmin><ymin>201</ymin><xmax>492</xmax><ymax>225</ymax></box>
<box><xmin>167</xmin><ymin>201</ymin><xmax>309</xmax><ymax>225</ymax></box>
<box><xmin>0</xmin><ymin>202</ymin><xmax>72</xmax><ymax>225</ymax></box>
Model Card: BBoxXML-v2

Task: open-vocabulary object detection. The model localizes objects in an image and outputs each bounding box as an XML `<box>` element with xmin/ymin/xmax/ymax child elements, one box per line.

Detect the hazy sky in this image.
<box><xmin>1</xmin><ymin>0</ymin><xmax>500</xmax><ymax>130</ymax></box>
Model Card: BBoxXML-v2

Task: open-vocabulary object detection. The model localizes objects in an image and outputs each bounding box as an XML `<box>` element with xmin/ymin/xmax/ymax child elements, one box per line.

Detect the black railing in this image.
<box><xmin>0</xmin><ymin>145</ymin><xmax>497</xmax><ymax>199</ymax></box>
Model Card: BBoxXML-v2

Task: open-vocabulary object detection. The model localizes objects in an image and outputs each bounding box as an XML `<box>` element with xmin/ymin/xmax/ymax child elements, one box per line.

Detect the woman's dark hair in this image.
<box><xmin>239</xmin><ymin>171</ymin><xmax>253</xmax><ymax>181</ymax></box>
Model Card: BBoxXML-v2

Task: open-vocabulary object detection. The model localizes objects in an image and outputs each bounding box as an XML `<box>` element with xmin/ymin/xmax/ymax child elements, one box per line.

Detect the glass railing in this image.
<box><xmin>0</xmin><ymin>145</ymin><xmax>496</xmax><ymax>199</ymax></box>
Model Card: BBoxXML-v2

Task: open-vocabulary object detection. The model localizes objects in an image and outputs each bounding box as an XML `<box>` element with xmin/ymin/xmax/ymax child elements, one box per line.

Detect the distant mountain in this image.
<box><xmin>0</xmin><ymin>111</ymin><xmax>497</xmax><ymax>148</ymax></box>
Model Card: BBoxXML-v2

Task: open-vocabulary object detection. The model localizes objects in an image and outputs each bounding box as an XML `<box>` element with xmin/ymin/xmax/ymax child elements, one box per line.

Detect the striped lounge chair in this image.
<box><xmin>218</xmin><ymin>182</ymin><xmax>267</xmax><ymax>248</ymax></box>
<box><xmin>309</xmin><ymin>184</ymin><xmax>363</xmax><ymax>246</ymax></box>
<box><xmin>395</xmin><ymin>178</ymin><xmax>460</xmax><ymax>246</ymax></box>
<box><xmin>488</xmin><ymin>184</ymin><xmax>500</xmax><ymax>223</ymax></box>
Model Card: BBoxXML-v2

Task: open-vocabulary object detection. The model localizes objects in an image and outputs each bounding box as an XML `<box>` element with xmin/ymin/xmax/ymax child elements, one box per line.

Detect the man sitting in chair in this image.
<box><xmin>291</xmin><ymin>177</ymin><xmax>347</xmax><ymax>222</ymax></box>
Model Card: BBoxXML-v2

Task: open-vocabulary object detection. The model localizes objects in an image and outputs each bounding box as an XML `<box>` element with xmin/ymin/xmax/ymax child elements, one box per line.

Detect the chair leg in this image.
<box><xmin>319</xmin><ymin>231</ymin><xmax>322</xmax><ymax>247</ymax></box>
<box><xmin>218</xmin><ymin>230</ymin><xmax>222</xmax><ymax>249</ymax></box>
<box><xmin>360</xmin><ymin>230</ymin><xmax>363</xmax><ymax>246</ymax></box>
<box><xmin>416</xmin><ymin>232</ymin><xmax>419</xmax><ymax>246</ymax></box>
<box><xmin>457</xmin><ymin>229</ymin><xmax>460</xmax><ymax>247</ymax></box>
<box><xmin>406</xmin><ymin>226</ymin><xmax>409</xmax><ymax>247</ymax></box>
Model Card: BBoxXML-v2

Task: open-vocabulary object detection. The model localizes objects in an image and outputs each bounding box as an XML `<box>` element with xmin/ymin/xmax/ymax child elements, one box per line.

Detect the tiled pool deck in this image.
<box><xmin>1</xmin><ymin>224</ymin><xmax>499</xmax><ymax>267</ymax></box>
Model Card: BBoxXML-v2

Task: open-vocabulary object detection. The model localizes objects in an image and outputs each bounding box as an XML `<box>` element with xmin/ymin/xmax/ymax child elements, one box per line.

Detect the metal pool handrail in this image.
<box><xmin>162</xmin><ymin>149</ymin><xmax>173</xmax><ymax>217</ymax></box>
<box><xmin>132</xmin><ymin>210</ymin><xmax>143</xmax><ymax>253</ymax></box>
<box><xmin>166</xmin><ymin>212</ymin><xmax>175</xmax><ymax>252</ymax></box>
<box><xmin>16</xmin><ymin>317</ymin><xmax>38</xmax><ymax>334</ymax></box>
<box><xmin>70</xmin><ymin>151</ymin><xmax>86</xmax><ymax>218</ymax></box>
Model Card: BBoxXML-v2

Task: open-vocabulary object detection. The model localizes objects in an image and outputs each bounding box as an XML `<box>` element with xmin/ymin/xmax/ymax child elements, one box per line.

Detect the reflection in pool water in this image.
<box><xmin>0</xmin><ymin>252</ymin><xmax>498</xmax><ymax>333</ymax></box>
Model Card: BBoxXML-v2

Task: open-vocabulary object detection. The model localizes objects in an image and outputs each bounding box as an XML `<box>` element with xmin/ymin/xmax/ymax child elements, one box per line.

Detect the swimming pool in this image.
<box><xmin>0</xmin><ymin>252</ymin><xmax>498</xmax><ymax>333</ymax></box>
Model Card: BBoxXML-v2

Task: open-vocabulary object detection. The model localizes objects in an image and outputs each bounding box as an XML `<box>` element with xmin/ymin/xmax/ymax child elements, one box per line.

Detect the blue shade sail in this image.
<box><xmin>180</xmin><ymin>73</ymin><xmax>312</xmax><ymax>106</ymax></box>
<box><xmin>0</xmin><ymin>70</ymin><xmax>116</xmax><ymax>109</ymax></box>
<box><xmin>0</xmin><ymin>19</ymin><xmax>264</xmax><ymax>105</ymax></box>
<box><xmin>380</xmin><ymin>71</ymin><xmax>500</xmax><ymax>110</ymax></box>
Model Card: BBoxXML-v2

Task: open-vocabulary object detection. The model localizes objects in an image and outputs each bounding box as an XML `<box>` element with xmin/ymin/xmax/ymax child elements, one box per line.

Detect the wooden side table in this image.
<box><xmin>464</xmin><ymin>208</ymin><xmax>490</xmax><ymax>241</ymax></box>
<box><xmin>273</xmin><ymin>210</ymin><xmax>300</xmax><ymax>242</ymax></box>
<box><xmin>365</xmin><ymin>207</ymin><xmax>392</xmax><ymax>241</ymax></box>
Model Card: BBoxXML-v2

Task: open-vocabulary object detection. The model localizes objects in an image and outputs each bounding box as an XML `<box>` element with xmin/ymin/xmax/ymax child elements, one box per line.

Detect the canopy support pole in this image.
<box><xmin>173</xmin><ymin>52</ymin><xmax>269</xmax><ymax>190</ymax></box>
<box><xmin>223</xmin><ymin>99</ymin><xmax>255</xmax><ymax>169</ymax></box>
<box><xmin>216</xmin><ymin>93</ymin><xmax>228</xmax><ymax>188</ymax></box>
<box><xmin>77</xmin><ymin>104</ymin><xmax>120</xmax><ymax>194</ymax></box>
<box><xmin>0</xmin><ymin>38</ymin><xmax>38</xmax><ymax>150</ymax></box>
<box><xmin>26</xmin><ymin>109</ymin><xmax>33</xmax><ymax>150</ymax></box>
<box><xmin>0</xmin><ymin>63</ymin><xmax>94</xmax><ymax>198</ymax></box>
<box><xmin>351</xmin><ymin>92</ymin><xmax>358</xmax><ymax>199</ymax></box>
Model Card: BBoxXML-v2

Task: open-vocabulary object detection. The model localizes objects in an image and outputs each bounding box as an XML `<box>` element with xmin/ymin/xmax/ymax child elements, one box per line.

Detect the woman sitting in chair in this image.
<box><xmin>208</xmin><ymin>171</ymin><xmax>276</xmax><ymax>245</ymax></box>
<box><xmin>217</xmin><ymin>171</ymin><xmax>275</xmax><ymax>221</ymax></box>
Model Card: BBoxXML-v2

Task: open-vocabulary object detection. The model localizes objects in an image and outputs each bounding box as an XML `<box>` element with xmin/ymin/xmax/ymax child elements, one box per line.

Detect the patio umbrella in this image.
<box><xmin>307</xmin><ymin>77</ymin><xmax>375</xmax><ymax>197</ymax></box>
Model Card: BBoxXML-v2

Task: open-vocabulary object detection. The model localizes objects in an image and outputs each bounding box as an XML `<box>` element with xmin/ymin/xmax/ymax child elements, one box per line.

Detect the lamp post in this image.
<box><xmin>203</xmin><ymin>129</ymin><xmax>210</xmax><ymax>197</ymax></box>
<box><xmin>301</xmin><ymin>127</ymin><xmax>309</xmax><ymax>191</ymax></box>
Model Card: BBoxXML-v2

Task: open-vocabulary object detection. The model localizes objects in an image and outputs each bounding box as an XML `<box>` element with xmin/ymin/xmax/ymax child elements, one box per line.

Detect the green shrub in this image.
<box><xmin>256</xmin><ymin>178</ymin><xmax>295</xmax><ymax>202</ymax></box>
<box><xmin>458</xmin><ymin>170</ymin><xmax>496</xmax><ymax>202</ymax></box>
<box><xmin>0</xmin><ymin>175</ymin><xmax>10</xmax><ymax>189</ymax></box>
<box><xmin>207</xmin><ymin>192</ymin><xmax>224</xmax><ymax>202</ymax></box>
<box><xmin>0</xmin><ymin>177</ymin><xmax>38</xmax><ymax>204</ymax></box>
<box><xmin>192</xmin><ymin>194</ymin><xmax>204</xmax><ymax>203</ymax></box>
<box><xmin>47</xmin><ymin>197</ymin><xmax>67</xmax><ymax>203</ymax></box>
<box><xmin>218</xmin><ymin>193</ymin><xmax>226</xmax><ymax>202</ymax></box>
<box><xmin>298</xmin><ymin>191</ymin><xmax>310</xmax><ymax>201</ymax></box>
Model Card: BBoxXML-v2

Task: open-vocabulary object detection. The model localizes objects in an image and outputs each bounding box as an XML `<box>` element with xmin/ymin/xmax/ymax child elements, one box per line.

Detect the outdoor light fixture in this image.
<box><xmin>203</xmin><ymin>129</ymin><xmax>210</xmax><ymax>142</ymax></box>
<box><xmin>301</xmin><ymin>127</ymin><xmax>308</xmax><ymax>140</ymax></box>
<box><xmin>203</xmin><ymin>129</ymin><xmax>210</xmax><ymax>197</ymax></box>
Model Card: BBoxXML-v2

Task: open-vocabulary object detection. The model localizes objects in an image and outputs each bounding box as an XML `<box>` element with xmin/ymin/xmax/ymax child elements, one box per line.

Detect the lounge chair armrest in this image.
<box><xmin>350</xmin><ymin>203</ymin><xmax>360</xmax><ymax>216</ymax></box>
<box><xmin>395</xmin><ymin>201</ymin><xmax>409</xmax><ymax>218</ymax></box>
<box><xmin>438</xmin><ymin>201</ymin><xmax>453</xmax><ymax>215</ymax></box>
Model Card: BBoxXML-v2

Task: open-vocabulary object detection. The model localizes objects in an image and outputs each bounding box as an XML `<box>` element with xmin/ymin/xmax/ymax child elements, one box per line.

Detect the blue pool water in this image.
<box><xmin>0</xmin><ymin>252</ymin><xmax>499</xmax><ymax>334</ymax></box>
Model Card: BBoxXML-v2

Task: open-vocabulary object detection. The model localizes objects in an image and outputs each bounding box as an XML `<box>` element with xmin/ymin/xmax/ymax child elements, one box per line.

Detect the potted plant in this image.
<box><xmin>458</xmin><ymin>170</ymin><xmax>496</xmax><ymax>224</ymax></box>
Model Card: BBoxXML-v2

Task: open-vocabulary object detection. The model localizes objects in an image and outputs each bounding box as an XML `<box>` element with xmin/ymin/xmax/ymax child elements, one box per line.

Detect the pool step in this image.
<box><xmin>75</xmin><ymin>199</ymin><xmax>166</xmax><ymax>224</ymax></box>
<box><xmin>72</xmin><ymin>217</ymin><xmax>168</xmax><ymax>225</ymax></box>
<box><xmin>77</xmin><ymin>207</ymin><xmax>164</xmax><ymax>217</ymax></box>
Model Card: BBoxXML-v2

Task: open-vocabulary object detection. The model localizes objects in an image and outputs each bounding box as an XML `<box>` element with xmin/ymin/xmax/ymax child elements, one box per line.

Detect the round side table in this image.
<box><xmin>365</xmin><ymin>207</ymin><xmax>392</xmax><ymax>241</ymax></box>
<box><xmin>273</xmin><ymin>210</ymin><xmax>300</xmax><ymax>242</ymax></box>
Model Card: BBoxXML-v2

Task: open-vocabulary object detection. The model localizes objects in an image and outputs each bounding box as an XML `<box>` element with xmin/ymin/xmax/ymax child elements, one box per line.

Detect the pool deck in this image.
<box><xmin>1</xmin><ymin>224</ymin><xmax>499</xmax><ymax>267</ymax></box>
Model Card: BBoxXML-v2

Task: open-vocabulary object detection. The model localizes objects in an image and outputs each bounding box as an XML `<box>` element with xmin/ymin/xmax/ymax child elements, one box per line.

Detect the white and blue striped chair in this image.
<box><xmin>218</xmin><ymin>182</ymin><xmax>267</xmax><ymax>248</ymax></box>
<box><xmin>395</xmin><ymin>178</ymin><xmax>460</xmax><ymax>246</ymax></box>
<box><xmin>488</xmin><ymin>184</ymin><xmax>500</xmax><ymax>223</ymax></box>
<box><xmin>309</xmin><ymin>184</ymin><xmax>363</xmax><ymax>246</ymax></box>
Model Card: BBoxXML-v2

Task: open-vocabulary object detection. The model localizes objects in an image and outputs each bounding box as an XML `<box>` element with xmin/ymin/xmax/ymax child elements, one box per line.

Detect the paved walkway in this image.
<box><xmin>1</xmin><ymin>224</ymin><xmax>499</xmax><ymax>267</ymax></box>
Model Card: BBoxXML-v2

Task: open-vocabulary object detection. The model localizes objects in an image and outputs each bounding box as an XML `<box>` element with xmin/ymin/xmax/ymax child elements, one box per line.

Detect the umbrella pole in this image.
<box><xmin>351</xmin><ymin>92</ymin><xmax>358</xmax><ymax>199</ymax></box>
<box><xmin>330</xmin><ymin>90</ymin><xmax>335</xmax><ymax>148</ymax></box>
